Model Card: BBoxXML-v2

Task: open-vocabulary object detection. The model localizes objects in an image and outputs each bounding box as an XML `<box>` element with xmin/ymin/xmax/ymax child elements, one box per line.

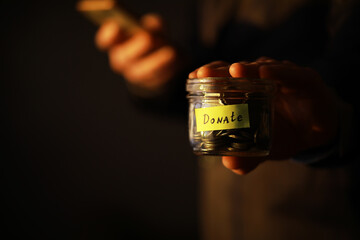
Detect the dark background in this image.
<box><xmin>2</xmin><ymin>1</ymin><xmax>199</xmax><ymax>239</ymax></box>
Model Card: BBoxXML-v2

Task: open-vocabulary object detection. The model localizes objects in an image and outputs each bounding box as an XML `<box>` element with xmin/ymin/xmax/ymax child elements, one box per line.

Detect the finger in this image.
<box><xmin>196</xmin><ymin>61</ymin><xmax>231</xmax><ymax>78</ymax></box>
<box><xmin>95</xmin><ymin>20</ymin><xmax>125</xmax><ymax>51</ymax></box>
<box><xmin>108</xmin><ymin>31</ymin><xmax>156</xmax><ymax>72</ymax></box>
<box><xmin>197</xmin><ymin>66</ymin><xmax>231</xmax><ymax>78</ymax></box>
<box><xmin>141</xmin><ymin>13</ymin><xmax>164</xmax><ymax>33</ymax></box>
<box><xmin>123</xmin><ymin>45</ymin><xmax>177</xmax><ymax>88</ymax></box>
<box><xmin>229</xmin><ymin>62</ymin><xmax>260</xmax><ymax>78</ymax></box>
<box><xmin>256</xmin><ymin>56</ymin><xmax>277</xmax><ymax>63</ymax></box>
<box><xmin>188</xmin><ymin>69</ymin><xmax>199</xmax><ymax>79</ymax></box>
<box><xmin>188</xmin><ymin>60</ymin><xmax>231</xmax><ymax>79</ymax></box>
<box><xmin>222</xmin><ymin>156</ymin><xmax>264</xmax><ymax>175</ymax></box>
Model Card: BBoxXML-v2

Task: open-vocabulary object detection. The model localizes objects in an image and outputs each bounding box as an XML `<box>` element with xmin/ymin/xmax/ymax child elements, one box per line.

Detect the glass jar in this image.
<box><xmin>186</xmin><ymin>77</ymin><xmax>276</xmax><ymax>157</ymax></box>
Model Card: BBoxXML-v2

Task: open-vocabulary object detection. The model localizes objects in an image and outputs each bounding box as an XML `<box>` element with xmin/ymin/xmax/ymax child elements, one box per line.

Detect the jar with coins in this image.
<box><xmin>186</xmin><ymin>77</ymin><xmax>276</xmax><ymax>157</ymax></box>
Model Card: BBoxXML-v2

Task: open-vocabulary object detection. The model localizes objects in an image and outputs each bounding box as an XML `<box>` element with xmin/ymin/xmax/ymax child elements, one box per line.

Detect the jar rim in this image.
<box><xmin>186</xmin><ymin>77</ymin><xmax>276</xmax><ymax>94</ymax></box>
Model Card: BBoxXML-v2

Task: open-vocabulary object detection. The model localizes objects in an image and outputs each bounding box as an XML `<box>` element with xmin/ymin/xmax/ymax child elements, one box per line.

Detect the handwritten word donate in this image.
<box><xmin>195</xmin><ymin>104</ymin><xmax>250</xmax><ymax>132</ymax></box>
<box><xmin>203</xmin><ymin>112</ymin><xmax>243</xmax><ymax>124</ymax></box>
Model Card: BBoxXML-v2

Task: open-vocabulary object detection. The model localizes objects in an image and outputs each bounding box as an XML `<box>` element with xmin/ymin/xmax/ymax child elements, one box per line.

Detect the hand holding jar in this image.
<box><xmin>188</xmin><ymin>57</ymin><xmax>339</xmax><ymax>175</ymax></box>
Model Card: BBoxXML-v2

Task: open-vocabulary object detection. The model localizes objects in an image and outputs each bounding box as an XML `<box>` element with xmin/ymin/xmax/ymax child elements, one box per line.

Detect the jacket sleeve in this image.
<box><xmin>293</xmin><ymin>1</ymin><xmax>360</xmax><ymax>167</ymax></box>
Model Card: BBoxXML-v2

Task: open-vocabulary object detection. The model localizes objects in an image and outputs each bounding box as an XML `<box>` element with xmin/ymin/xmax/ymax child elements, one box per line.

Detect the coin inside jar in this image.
<box><xmin>200</xmin><ymin>130</ymin><xmax>228</xmax><ymax>151</ymax></box>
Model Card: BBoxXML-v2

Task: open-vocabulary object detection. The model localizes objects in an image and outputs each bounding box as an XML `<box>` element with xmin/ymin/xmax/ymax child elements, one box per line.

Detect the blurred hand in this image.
<box><xmin>189</xmin><ymin>57</ymin><xmax>339</xmax><ymax>175</ymax></box>
<box><xmin>96</xmin><ymin>13</ymin><xmax>180</xmax><ymax>90</ymax></box>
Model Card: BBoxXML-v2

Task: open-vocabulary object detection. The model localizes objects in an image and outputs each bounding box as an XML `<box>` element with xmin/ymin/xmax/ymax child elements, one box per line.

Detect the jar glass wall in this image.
<box><xmin>186</xmin><ymin>77</ymin><xmax>276</xmax><ymax>157</ymax></box>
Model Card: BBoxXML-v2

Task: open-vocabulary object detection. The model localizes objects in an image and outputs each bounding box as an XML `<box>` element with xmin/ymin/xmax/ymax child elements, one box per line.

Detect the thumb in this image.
<box><xmin>222</xmin><ymin>156</ymin><xmax>265</xmax><ymax>175</ymax></box>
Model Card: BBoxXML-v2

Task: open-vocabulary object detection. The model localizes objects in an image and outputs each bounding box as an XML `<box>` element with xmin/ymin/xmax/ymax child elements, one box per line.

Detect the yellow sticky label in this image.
<box><xmin>195</xmin><ymin>104</ymin><xmax>250</xmax><ymax>132</ymax></box>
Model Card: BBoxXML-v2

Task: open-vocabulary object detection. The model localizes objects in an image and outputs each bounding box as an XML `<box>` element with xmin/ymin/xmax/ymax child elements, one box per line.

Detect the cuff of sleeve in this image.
<box><xmin>291</xmin><ymin>95</ymin><xmax>355</xmax><ymax>167</ymax></box>
<box><xmin>291</xmin><ymin>139</ymin><xmax>339</xmax><ymax>165</ymax></box>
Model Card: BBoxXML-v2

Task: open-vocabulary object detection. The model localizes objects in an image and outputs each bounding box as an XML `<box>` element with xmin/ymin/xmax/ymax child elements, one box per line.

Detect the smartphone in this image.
<box><xmin>76</xmin><ymin>0</ymin><xmax>141</xmax><ymax>34</ymax></box>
